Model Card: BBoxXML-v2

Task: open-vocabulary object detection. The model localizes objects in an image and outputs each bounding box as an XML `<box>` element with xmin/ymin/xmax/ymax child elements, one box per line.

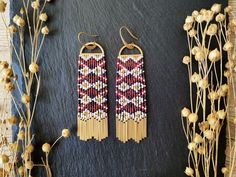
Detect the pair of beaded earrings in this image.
<box><xmin>77</xmin><ymin>26</ymin><xmax>147</xmax><ymax>143</ymax></box>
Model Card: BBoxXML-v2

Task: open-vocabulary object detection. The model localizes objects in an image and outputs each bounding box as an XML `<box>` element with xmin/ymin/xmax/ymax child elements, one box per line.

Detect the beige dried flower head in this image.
<box><xmin>208</xmin><ymin>91</ymin><xmax>218</xmax><ymax>100</ymax></box>
<box><xmin>0</xmin><ymin>0</ymin><xmax>6</xmax><ymax>13</ymax></box>
<box><xmin>200</xmin><ymin>8</ymin><xmax>207</xmax><ymax>15</ymax></box>
<box><xmin>182</xmin><ymin>56</ymin><xmax>190</xmax><ymax>65</ymax></box>
<box><xmin>181</xmin><ymin>107</ymin><xmax>190</xmax><ymax>117</ymax></box>
<box><xmin>185</xmin><ymin>16</ymin><xmax>194</xmax><ymax>24</ymax></box>
<box><xmin>199</xmin><ymin>121</ymin><xmax>210</xmax><ymax>132</ymax></box>
<box><xmin>225</xmin><ymin>6</ymin><xmax>233</xmax><ymax>13</ymax></box>
<box><xmin>215</xmin><ymin>13</ymin><xmax>225</xmax><ymax>22</ymax></box>
<box><xmin>188</xmin><ymin>29</ymin><xmax>197</xmax><ymax>38</ymax></box>
<box><xmin>0</xmin><ymin>154</ymin><xmax>9</xmax><ymax>164</ymax></box>
<box><xmin>224</xmin><ymin>70</ymin><xmax>231</xmax><ymax>78</ymax></box>
<box><xmin>197</xmin><ymin>146</ymin><xmax>205</xmax><ymax>155</ymax></box>
<box><xmin>26</xmin><ymin>144</ymin><xmax>34</xmax><ymax>153</ymax></box>
<box><xmin>206</xmin><ymin>24</ymin><xmax>217</xmax><ymax>36</ymax></box>
<box><xmin>39</xmin><ymin>13</ymin><xmax>48</xmax><ymax>22</ymax></box>
<box><xmin>4</xmin><ymin>82</ymin><xmax>15</xmax><ymax>92</ymax></box>
<box><xmin>8</xmin><ymin>25</ymin><xmax>17</xmax><ymax>33</ymax></box>
<box><xmin>13</xmin><ymin>15</ymin><xmax>25</xmax><ymax>27</ymax></box>
<box><xmin>193</xmin><ymin>133</ymin><xmax>203</xmax><ymax>144</ymax></box>
<box><xmin>20</xmin><ymin>7</ymin><xmax>24</xmax><ymax>15</ymax></box>
<box><xmin>17</xmin><ymin>130</ymin><xmax>25</xmax><ymax>140</ymax></box>
<box><xmin>21</xmin><ymin>152</ymin><xmax>28</xmax><ymax>161</ymax></box>
<box><xmin>188</xmin><ymin>113</ymin><xmax>198</xmax><ymax>123</ymax></box>
<box><xmin>207</xmin><ymin>113</ymin><xmax>218</xmax><ymax>127</ymax></box>
<box><xmin>225</xmin><ymin>61</ymin><xmax>234</xmax><ymax>69</ymax></box>
<box><xmin>230</xmin><ymin>19</ymin><xmax>236</xmax><ymax>27</ymax></box>
<box><xmin>18</xmin><ymin>166</ymin><xmax>24</xmax><ymax>176</ymax></box>
<box><xmin>7</xmin><ymin>116</ymin><xmax>18</xmax><ymax>125</ymax></box>
<box><xmin>25</xmin><ymin>161</ymin><xmax>34</xmax><ymax>170</ymax></box>
<box><xmin>9</xmin><ymin>142</ymin><xmax>19</xmax><ymax>151</ymax></box>
<box><xmin>221</xmin><ymin>84</ymin><xmax>229</xmax><ymax>93</ymax></box>
<box><xmin>42</xmin><ymin>143</ymin><xmax>51</xmax><ymax>153</ymax></box>
<box><xmin>196</xmin><ymin>14</ymin><xmax>204</xmax><ymax>23</ymax></box>
<box><xmin>191</xmin><ymin>46</ymin><xmax>200</xmax><ymax>55</ymax></box>
<box><xmin>195</xmin><ymin>50</ymin><xmax>205</xmax><ymax>62</ymax></box>
<box><xmin>41</xmin><ymin>26</ymin><xmax>49</xmax><ymax>35</ymax></box>
<box><xmin>183</xmin><ymin>23</ymin><xmax>192</xmax><ymax>31</ymax></box>
<box><xmin>203</xmin><ymin>10</ymin><xmax>214</xmax><ymax>22</ymax></box>
<box><xmin>21</xmin><ymin>94</ymin><xmax>30</xmax><ymax>104</ymax></box>
<box><xmin>232</xmin><ymin>53</ymin><xmax>236</xmax><ymax>60</ymax></box>
<box><xmin>221</xmin><ymin>167</ymin><xmax>229</xmax><ymax>174</ymax></box>
<box><xmin>204</xmin><ymin>130</ymin><xmax>214</xmax><ymax>140</ymax></box>
<box><xmin>190</xmin><ymin>72</ymin><xmax>201</xmax><ymax>83</ymax></box>
<box><xmin>211</xmin><ymin>3</ymin><xmax>221</xmax><ymax>13</ymax></box>
<box><xmin>0</xmin><ymin>60</ymin><xmax>8</xmax><ymax>69</ymax></box>
<box><xmin>62</xmin><ymin>129</ymin><xmax>70</xmax><ymax>138</ymax></box>
<box><xmin>208</xmin><ymin>48</ymin><xmax>220</xmax><ymax>62</ymax></box>
<box><xmin>198</xmin><ymin>78</ymin><xmax>208</xmax><ymax>89</ymax></box>
<box><xmin>29</xmin><ymin>63</ymin><xmax>39</xmax><ymax>73</ymax></box>
<box><xmin>192</xmin><ymin>10</ymin><xmax>199</xmax><ymax>18</ymax></box>
<box><xmin>217</xmin><ymin>110</ymin><xmax>226</xmax><ymax>120</ymax></box>
<box><xmin>184</xmin><ymin>167</ymin><xmax>194</xmax><ymax>176</ymax></box>
<box><xmin>2</xmin><ymin>68</ymin><xmax>13</xmax><ymax>78</ymax></box>
<box><xmin>223</xmin><ymin>41</ymin><xmax>233</xmax><ymax>51</ymax></box>
<box><xmin>31</xmin><ymin>0</ymin><xmax>40</xmax><ymax>9</ymax></box>
<box><xmin>188</xmin><ymin>142</ymin><xmax>197</xmax><ymax>151</ymax></box>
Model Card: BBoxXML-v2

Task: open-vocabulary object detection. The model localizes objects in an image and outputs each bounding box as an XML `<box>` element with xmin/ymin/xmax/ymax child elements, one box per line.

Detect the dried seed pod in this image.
<box><xmin>211</xmin><ymin>3</ymin><xmax>221</xmax><ymax>13</ymax></box>
<box><xmin>0</xmin><ymin>154</ymin><xmax>9</xmax><ymax>164</ymax></box>
<box><xmin>188</xmin><ymin>113</ymin><xmax>198</xmax><ymax>123</ymax></box>
<box><xmin>21</xmin><ymin>94</ymin><xmax>30</xmax><ymax>104</ymax></box>
<box><xmin>2</xmin><ymin>68</ymin><xmax>13</xmax><ymax>78</ymax></box>
<box><xmin>17</xmin><ymin>131</ymin><xmax>25</xmax><ymax>140</ymax></box>
<box><xmin>4</xmin><ymin>82</ymin><xmax>15</xmax><ymax>92</ymax></box>
<box><xmin>208</xmin><ymin>48</ymin><xmax>220</xmax><ymax>62</ymax></box>
<box><xmin>206</xmin><ymin>24</ymin><xmax>217</xmax><ymax>36</ymax></box>
<box><xmin>25</xmin><ymin>161</ymin><xmax>34</xmax><ymax>170</ymax></box>
<box><xmin>62</xmin><ymin>129</ymin><xmax>70</xmax><ymax>138</ymax></box>
<box><xmin>31</xmin><ymin>0</ymin><xmax>40</xmax><ymax>9</ymax></box>
<box><xmin>41</xmin><ymin>26</ymin><xmax>49</xmax><ymax>35</ymax></box>
<box><xmin>6</xmin><ymin>116</ymin><xmax>18</xmax><ymax>125</ymax></box>
<box><xmin>0</xmin><ymin>61</ymin><xmax>9</xmax><ymax>69</ymax></box>
<box><xmin>39</xmin><ymin>13</ymin><xmax>48</xmax><ymax>21</ymax></box>
<box><xmin>181</xmin><ymin>107</ymin><xmax>191</xmax><ymax>117</ymax></box>
<box><xmin>185</xmin><ymin>167</ymin><xmax>194</xmax><ymax>176</ymax></box>
<box><xmin>8</xmin><ymin>25</ymin><xmax>17</xmax><ymax>33</ymax></box>
<box><xmin>29</xmin><ymin>63</ymin><xmax>39</xmax><ymax>73</ymax></box>
<box><xmin>42</xmin><ymin>143</ymin><xmax>51</xmax><ymax>153</ymax></box>
<box><xmin>0</xmin><ymin>0</ymin><xmax>6</xmax><ymax>12</ymax></box>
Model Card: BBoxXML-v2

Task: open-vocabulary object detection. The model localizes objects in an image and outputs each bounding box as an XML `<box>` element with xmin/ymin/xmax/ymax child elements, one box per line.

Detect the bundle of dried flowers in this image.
<box><xmin>181</xmin><ymin>3</ymin><xmax>235</xmax><ymax>177</ymax></box>
<box><xmin>0</xmin><ymin>0</ymin><xmax>70</xmax><ymax>177</ymax></box>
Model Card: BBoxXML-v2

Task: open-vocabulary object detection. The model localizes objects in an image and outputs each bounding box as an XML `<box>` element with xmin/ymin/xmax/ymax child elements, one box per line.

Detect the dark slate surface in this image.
<box><xmin>10</xmin><ymin>0</ymin><xmax>228</xmax><ymax>177</ymax></box>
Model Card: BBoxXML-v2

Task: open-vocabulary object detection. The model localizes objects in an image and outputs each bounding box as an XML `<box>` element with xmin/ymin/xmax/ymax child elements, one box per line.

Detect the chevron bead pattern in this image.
<box><xmin>77</xmin><ymin>53</ymin><xmax>108</xmax><ymax>141</ymax></box>
<box><xmin>116</xmin><ymin>54</ymin><xmax>147</xmax><ymax>143</ymax></box>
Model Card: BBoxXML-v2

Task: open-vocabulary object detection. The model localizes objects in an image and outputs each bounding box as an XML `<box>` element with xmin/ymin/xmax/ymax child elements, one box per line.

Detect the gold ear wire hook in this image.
<box><xmin>119</xmin><ymin>26</ymin><xmax>139</xmax><ymax>49</ymax></box>
<box><xmin>78</xmin><ymin>32</ymin><xmax>99</xmax><ymax>50</ymax></box>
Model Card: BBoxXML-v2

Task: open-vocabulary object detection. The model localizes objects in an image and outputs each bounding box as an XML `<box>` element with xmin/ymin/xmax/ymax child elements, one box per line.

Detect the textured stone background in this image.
<box><xmin>10</xmin><ymin>0</ymin><xmax>227</xmax><ymax>177</ymax></box>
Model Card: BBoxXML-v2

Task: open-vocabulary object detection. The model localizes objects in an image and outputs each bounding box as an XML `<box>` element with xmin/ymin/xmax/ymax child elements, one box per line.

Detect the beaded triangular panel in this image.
<box><xmin>77</xmin><ymin>53</ymin><xmax>108</xmax><ymax>141</ymax></box>
<box><xmin>116</xmin><ymin>54</ymin><xmax>147</xmax><ymax>143</ymax></box>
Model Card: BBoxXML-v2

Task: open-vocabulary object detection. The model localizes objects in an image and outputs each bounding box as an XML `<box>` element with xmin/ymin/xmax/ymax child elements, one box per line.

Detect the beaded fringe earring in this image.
<box><xmin>116</xmin><ymin>27</ymin><xmax>147</xmax><ymax>143</ymax></box>
<box><xmin>77</xmin><ymin>32</ymin><xmax>108</xmax><ymax>141</ymax></box>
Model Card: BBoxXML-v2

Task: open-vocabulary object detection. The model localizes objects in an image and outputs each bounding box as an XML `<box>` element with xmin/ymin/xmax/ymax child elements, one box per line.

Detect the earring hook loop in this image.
<box><xmin>78</xmin><ymin>32</ymin><xmax>99</xmax><ymax>50</ymax></box>
<box><xmin>119</xmin><ymin>26</ymin><xmax>139</xmax><ymax>49</ymax></box>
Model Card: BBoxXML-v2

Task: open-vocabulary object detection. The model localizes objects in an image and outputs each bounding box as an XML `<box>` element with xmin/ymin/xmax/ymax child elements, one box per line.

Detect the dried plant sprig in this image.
<box><xmin>181</xmin><ymin>3</ymin><xmax>232</xmax><ymax>177</ymax></box>
<box><xmin>0</xmin><ymin>0</ymin><xmax>70</xmax><ymax>177</ymax></box>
